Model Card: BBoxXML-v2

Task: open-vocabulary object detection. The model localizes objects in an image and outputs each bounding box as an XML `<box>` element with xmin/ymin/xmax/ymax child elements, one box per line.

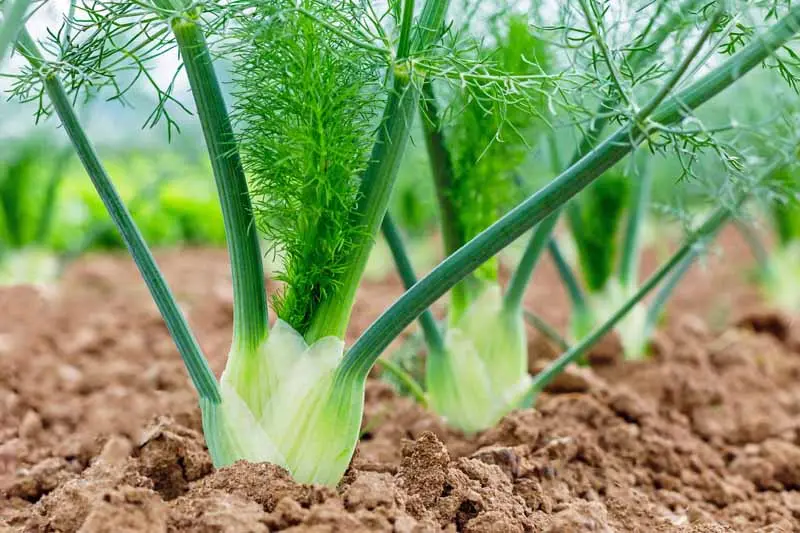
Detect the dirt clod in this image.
<box><xmin>136</xmin><ymin>417</ymin><xmax>212</xmax><ymax>500</ymax></box>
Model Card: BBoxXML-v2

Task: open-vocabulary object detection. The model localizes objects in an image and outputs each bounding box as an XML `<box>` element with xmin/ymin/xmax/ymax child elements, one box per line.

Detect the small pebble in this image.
<box><xmin>99</xmin><ymin>435</ymin><xmax>133</xmax><ymax>464</ymax></box>
<box><xmin>19</xmin><ymin>410</ymin><xmax>43</xmax><ymax>439</ymax></box>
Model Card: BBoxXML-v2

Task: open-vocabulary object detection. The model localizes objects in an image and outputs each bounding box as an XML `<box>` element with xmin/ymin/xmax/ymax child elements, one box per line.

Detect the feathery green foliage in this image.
<box><xmin>445</xmin><ymin>15</ymin><xmax>550</xmax><ymax>281</ymax></box>
<box><xmin>233</xmin><ymin>0</ymin><xmax>382</xmax><ymax>336</ymax></box>
<box><xmin>423</xmin><ymin>15</ymin><xmax>549</xmax><ymax>296</ymax></box>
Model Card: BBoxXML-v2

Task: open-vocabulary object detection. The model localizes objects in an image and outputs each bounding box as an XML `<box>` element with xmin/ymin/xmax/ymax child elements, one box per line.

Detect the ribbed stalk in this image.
<box><xmin>381</xmin><ymin>214</ymin><xmax>444</xmax><ymax>354</ymax></box>
<box><xmin>523</xmin><ymin>310</ymin><xmax>570</xmax><ymax>351</ymax></box>
<box><xmin>15</xmin><ymin>28</ymin><xmax>220</xmax><ymax>402</ymax></box>
<box><xmin>504</xmin><ymin>135</ymin><xmax>569</xmax><ymax>313</ymax></box>
<box><xmin>396</xmin><ymin>0</ymin><xmax>415</xmax><ymax>59</ymax></box>
<box><xmin>305</xmin><ymin>0</ymin><xmax>452</xmax><ymax>342</ymax></box>
<box><xmin>171</xmin><ymin>19</ymin><xmax>268</xmax><ymax>355</ymax></box>
<box><xmin>547</xmin><ymin>239</ymin><xmax>588</xmax><ymax>316</ymax></box>
<box><xmin>376</xmin><ymin>357</ymin><xmax>427</xmax><ymax>406</ymax></box>
<box><xmin>306</xmin><ymin>80</ymin><xmax>418</xmax><ymax>342</ymax></box>
<box><xmin>643</xmin><ymin>249</ymin><xmax>698</xmax><ymax>332</ymax></box>
<box><xmin>618</xmin><ymin>159</ymin><xmax>653</xmax><ymax>287</ymax></box>
<box><xmin>342</xmin><ymin>6</ymin><xmax>800</xmax><ymax>380</ymax></box>
<box><xmin>0</xmin><ymin>0</ymin><xmax>31</xmax><ymax>65</ymax></box>
<box><xmin>503</xmin><ymin>214</ymin><xmax>557</xmax><ymax>313</ymax></box>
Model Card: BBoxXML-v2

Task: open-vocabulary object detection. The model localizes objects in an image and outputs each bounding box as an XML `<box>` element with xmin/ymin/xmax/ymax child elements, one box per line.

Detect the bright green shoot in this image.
<box><xmin>5</xmin><ymin>0</ymin><xmax>800</xmax><ymax>488</ymax></box>
<box><xmin>564</xmin><ymin>160</ymin><xmax>659</xmax><ymax>359</ymax></box>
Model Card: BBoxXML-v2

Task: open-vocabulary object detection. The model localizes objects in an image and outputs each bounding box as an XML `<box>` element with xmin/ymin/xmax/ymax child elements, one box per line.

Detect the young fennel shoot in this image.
<box><xmin>417</xmin><ymin>13</ymin><xmax>552</xmax><ymax>433</ymax></box>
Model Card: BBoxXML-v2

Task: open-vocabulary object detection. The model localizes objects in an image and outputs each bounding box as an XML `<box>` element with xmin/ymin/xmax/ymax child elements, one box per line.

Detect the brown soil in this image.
<box><xmin>3</xmin><ymin>227</ymin><xmax>800</xmax><ymax>532</ymax></box>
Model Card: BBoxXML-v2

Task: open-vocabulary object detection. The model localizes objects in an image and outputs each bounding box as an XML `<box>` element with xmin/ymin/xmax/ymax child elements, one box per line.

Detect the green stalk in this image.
<box><xmin>171</xmin><ymin>18</ymin><xmax>268</xmax><ymax>354</ymax></box>
<box><xmin>67</xmin><ymin>170</ymin><xmax>175</xmax><ymax>260</ymax></box>
<box><xmin>0</xmin><ymin>0</ymin><xmax>31</xmax><ymax>65</ymax></box>
<box><xmin>643</xmin><ymin>247</ymin><xmax>698</xmax><ymax>333</ymax></box>
<box><xmin>306</xmin><ymin>0</ymin><xmax>451</xmax><ymax>342</ymax></box>
<box><xmin>375</xmin><ymin>357</ymin><xmax>427</xmax><ymax>406</ymax></box>
<box><xmin>307</xmin><ymin>79</ymin><xmax>418</xmax><ymax>342</ymax></box>
<box><xmin>530</xmin><ymin>205</ymin><xmax>734</xmax><ymax>396</ymax></box>
<box><xmin>420</xmin><ymin>80</ymin><xmax>470</xmax><ymax>318</ymax></box>
<box><xmin>342</xmin><ymin>6</ymin><xmax>800</xmax><ymax>380</ymax></box>
<box><xmin>523</xmin><ymin>310</ymin><xmax>570</xmax><ymax>351</ymax></box>
<box><xmin>578</xmin><ymin>0</ymin><xmax>633</xmax><ymax>109</ymax></box>
<box><xmin>503</xmin><ymin>215</ymin><xmax>556</xmax><ymax>313</ymax></box>
<box><xmin>396</xmin><ymin>0</ymin><xmax>415</xmax><ymax>59</ymax></box>
<box><xmin>14</xmin><ymin>28</ymin><xmax>219</xmax><ymax>402</ymax></box>
<box><xmin>381</xmin><ymin>214</ymin><xmax>444</xmax><ymax>354</ymax></box>
<box><xmin>618</xmin><ymin>157</ymin><xmax>653</xmax><ymax>287</ymax></box>
<box><xmin>547</xmin><ymin>238</ymin><xmax>588</xmax><ymax>315</ymax></box>
<box><xmin>504</xmin><ymin>136</ymin><xmax>568</xmax><ymax>313</ymax></box>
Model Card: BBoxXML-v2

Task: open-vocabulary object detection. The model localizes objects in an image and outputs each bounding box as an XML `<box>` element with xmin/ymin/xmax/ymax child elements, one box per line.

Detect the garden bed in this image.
<box><xmin>2</xmin><ymin>231</ymin><xmax>800</xmax><ymax>532</ymax></box>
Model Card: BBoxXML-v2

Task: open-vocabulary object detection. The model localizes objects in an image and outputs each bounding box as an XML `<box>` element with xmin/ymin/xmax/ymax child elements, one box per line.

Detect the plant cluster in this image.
<box><xmin>2</xmin><ymin>0</ymin><xmax>800</xmax><ymax>488</ymax></box>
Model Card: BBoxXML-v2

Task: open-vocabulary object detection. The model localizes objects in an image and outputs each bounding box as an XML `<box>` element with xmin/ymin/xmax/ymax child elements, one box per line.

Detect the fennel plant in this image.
<box><xmin>3</xmin><ymin>0</ymin><xmax>800</xmax><ymax>487</ymax></box>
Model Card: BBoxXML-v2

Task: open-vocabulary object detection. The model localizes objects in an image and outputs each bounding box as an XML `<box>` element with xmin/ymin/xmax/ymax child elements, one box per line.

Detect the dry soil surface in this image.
<box><xmin>3</xmin><ymin>229</ymin><xmax>800</xmax><ymax>532</ymax></box>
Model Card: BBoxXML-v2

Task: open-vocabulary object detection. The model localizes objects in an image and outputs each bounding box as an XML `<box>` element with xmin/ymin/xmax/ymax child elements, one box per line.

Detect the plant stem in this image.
<box><xmin>342</xmin><ymin>6</ymin><xmax>800</xmax><ymax>381</ymax></box>
<box><xmin>547</xmin><ymin>238</ymin><xmax>587</xmax><ymax>314</ymax></box>
<box><xmin>15</xmin><ymin>28</ymin><xmax>220</xmax><ymax>403</ymax></box>
<box><xmin>643</xmin><ymin>247</ymin><xmax>698</xmax><ymax>332</ymax></box>
<box><xmin>396</xmin><ymin>0</ymin><xmax>415</xmax><ymax>59</ymax></box>
<box><xmin>618</xmin><ymin>156</ymin><xmax>653</xmax><ymax>287</ymax></box>
<box><xmin>306</xmin><ymin>0</ymin><xmax>451</xmax><ymax>342</ymax></box>
<box><xmin>307</xmin><ymin>79</ymin><xmax>418</xmax><ymax>342</ymax></box>
<box><xmin>634</xmin><ymin>9</ymin><xmax>724</xmax><ymax>122</ymax></box>
<box><xmin>381</xmin><ymin>214</ymin><xmax>444</xmax><ymax>354</ymax></box>
<box><xmin>504</xmin><ymin>215</ymin><xmax>556</xmax><ymax>313</ymax></box>
<box><xmin>578</xmin><ymin>0</ymin><xmax>632</xmax><ymax>109</ymax></box>
<box><xmin>531</xmin><ymin>205</ymin><xmax>734</xmax><ymax>396</ymax></box>
<box><xmin>733</xmin><ymin>217</ymin><xmax>770</xmax><ymax>272</ymax></box>
<box><xmin>0</xmin><ymin>0</ymin><xmax>31</xmax><ymax>65</ymax></box>
<box><xmin>171</xmin><ymin>19</ymin><xmax>268</xmax><ymax>354</ymax></box>
<box><xmin>67</xmin><ymin>169</ymin><xmax>175</xmax><ymax>260</ymax></box>
<box><xmin>523</xmin><ymin>310</ymin><xmax>570</xmax><ymax>351</ymax></box>
<box><xmin>419</xmin><ymin>79</ymin><xmax>470</xmax><ymax>318</ymax></box>
<box><xmin>504</xmin><ymin>135</ymin><xmax>571</xmax><ymax>314</ymax></box>
<box><xmin>375</xmin><ymin>357</ymin><xmax>427</xmax><ymax>407</ymax></box>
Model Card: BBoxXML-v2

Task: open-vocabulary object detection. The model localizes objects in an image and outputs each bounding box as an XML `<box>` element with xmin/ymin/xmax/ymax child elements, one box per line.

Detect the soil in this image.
<box><xmin>3</xmin><ymin>226</ymin><xmax>800</xmax><ymax>532</ymax></box>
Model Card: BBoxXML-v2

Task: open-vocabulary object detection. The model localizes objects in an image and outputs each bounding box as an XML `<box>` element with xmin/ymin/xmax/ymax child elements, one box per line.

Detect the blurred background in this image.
<box><xmin>1</xmin><ymin>0</ymin><xmax>796</xmax><ymax>293</ymax></box>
